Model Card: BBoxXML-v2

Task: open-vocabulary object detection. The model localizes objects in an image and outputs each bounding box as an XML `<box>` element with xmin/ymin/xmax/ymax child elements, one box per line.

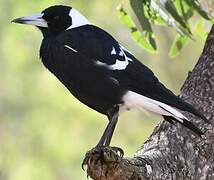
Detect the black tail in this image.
<box><xmin>154</xmin><ymin>84</ymin><xmax>209</xmax><ymax>123</ymax></box>
<box><xmin>179</xmin><ymin>100</ymin><xmax>208</xmax><ymax>123</ymax></box>
<box><xmin>165</xmin><ymin>95</ymin><xmax>209</xmax><ymax>123</ymax></box>
<box><xmin>163</xmin><ymin>116</ymin><xmax>204</xmax><ymax>137</ymax></box>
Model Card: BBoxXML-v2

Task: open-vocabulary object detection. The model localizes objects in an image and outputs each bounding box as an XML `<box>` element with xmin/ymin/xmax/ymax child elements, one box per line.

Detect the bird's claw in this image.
<box><xmin>110</xmin><ymin>146</ymin><xmax>124</xmax><ymax>157</ymax></box>
<box><xmin>81</xmin><ymin>147</ymin><xmax>101</xmax><ymax>170</ymax></box>
<box><xmin>81</xmin><ymin>146</ymin><xmax>124</xmax><ymax>171</ymax></box>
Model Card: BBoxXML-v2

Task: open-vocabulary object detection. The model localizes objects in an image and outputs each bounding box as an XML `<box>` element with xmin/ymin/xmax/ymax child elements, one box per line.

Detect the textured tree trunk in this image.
<box><xmin>84</xmin><ymin>26</ymin><xmax>214</xmax><ymax>180</ymax></box>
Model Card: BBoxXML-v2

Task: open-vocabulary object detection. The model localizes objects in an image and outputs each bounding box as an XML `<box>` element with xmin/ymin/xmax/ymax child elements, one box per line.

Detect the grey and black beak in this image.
<box><xmin>12</xmin><ymin>13</ymin><xmax>48</xmax><ymax>28</ymax></box>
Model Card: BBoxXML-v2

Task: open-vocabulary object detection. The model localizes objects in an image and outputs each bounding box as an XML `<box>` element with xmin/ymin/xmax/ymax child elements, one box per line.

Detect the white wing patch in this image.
<box><xmin>96</xmin><ymin>60</ymin><xmax>106</xmax><ymax>66</ymax></box>
<box><xmin>122</xmin><ymin>91</ymin><xmax>187</xmax><ymax>123</ymax></box>
<box><xmin>120</xmin><ymin>45</ymin><xmax>134</xmax><ymax>56</ymax></box>
<box><xmin>110</xmin><ymin>46</ymin><xmax>133</xmax><ymax>70</ymax></box>
<box><xmin>108</xmin><ymin>59</ymin><xmax>129</xmax><ymax>70</ymax></box>
<box><xmin>119</xmin><ymin>49</ymin><xmax>123</xmax><ymax>56</ymax></box>
<box><xmin>120</xmin><ymin>46</ymin><xmax>133</xmax><ymax>62</ymax></box>
<box><xmin>96</xmin><ymin>59</ymin><xmax>128</xmax><ymax>70</ymax></box>
<box><xmin>111</xmin><ymin>47</ymin><xmax>116</xmax><ymax>55</ymax></box>
<box><xmin>64</xmin><ymin>45</ymin><xmax>77</xmax><ymax>52</ymax></box>
<box><xmin>96</xmin><ymin>45</ymin><xmax>133</xmax><ymax>70</ymax></box>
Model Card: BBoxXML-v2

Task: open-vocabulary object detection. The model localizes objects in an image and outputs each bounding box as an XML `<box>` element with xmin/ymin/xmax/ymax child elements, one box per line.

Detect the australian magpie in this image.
<box><xmin>12</xmin><ymin>5</ymin><xmax>207</xmax><ymax>149</ymax></box>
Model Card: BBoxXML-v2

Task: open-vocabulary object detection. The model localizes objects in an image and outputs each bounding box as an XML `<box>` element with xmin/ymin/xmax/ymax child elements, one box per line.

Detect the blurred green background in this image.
<box><xmin>0</xmin><ymin>0</ymin><xmax>206</xmax><ymax>179</ymax></box>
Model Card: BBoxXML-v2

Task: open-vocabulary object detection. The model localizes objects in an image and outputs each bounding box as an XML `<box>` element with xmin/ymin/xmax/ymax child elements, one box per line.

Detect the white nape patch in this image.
<box><xmin>145</xmin><ymin>164</ymin><xmax>152</xmax><ymax>175</ymax></box>
<box><xmin>67</xmin><ymin>8</ymin><xmax>91</xmax><ymax>29</ymax></box>
<box><xmin>111</xmin><ymin>47</ymin><xmax>116</xmax><ymax>55</ymax></box>
<box><xmin>64</xmin><ymin>45</ymin><xmax>77</xmax><ymax>52</ymax></box>
<box><xmin>122</xmin><ymin>91</ymin><xmax>187</xmax><ymax>122</ymax></box>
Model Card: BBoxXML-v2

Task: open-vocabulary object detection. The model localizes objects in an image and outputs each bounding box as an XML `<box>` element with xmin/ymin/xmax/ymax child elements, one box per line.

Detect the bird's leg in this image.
<box><xmin>104</xmin><ymin>115</ymin><xmax>118</xmax><ymax>146</ymax></box>
<box><xmin>103</xmin><ymin>107</ymin><xmax>124</xmax><ymax>156</ymax></box>
<box><xmin>103</xmin><ymin>115</ymin><xmax>124</xmax><ymax>157</ymax></box>
<box><xmin>96</xmin><ymin>108</ymin><xmax>119</xmax><ymax>148</ymax></box>
<box><xmin>82</xmin><ymin>106</ymin><xmax>124</xmax><ymax>170</ymax></box>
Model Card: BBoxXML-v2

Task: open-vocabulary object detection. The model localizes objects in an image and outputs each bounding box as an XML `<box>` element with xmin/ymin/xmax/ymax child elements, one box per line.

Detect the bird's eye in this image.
<box><xmin>53</xmin><ymin>16</ymin><xmax>60</xmax><ymax>21</ymax></box>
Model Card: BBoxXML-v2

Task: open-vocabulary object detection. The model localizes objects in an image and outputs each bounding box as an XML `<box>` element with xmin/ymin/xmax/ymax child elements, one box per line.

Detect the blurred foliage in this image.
<box><xmin>118</xmin><ymin>0</ymin><xmax>213</xmax><ymax>56</ymax></box>
<box><xmin>0</xmin><ymin>0</ymin><xmax>208</xmax><ymax>179</ymax></box>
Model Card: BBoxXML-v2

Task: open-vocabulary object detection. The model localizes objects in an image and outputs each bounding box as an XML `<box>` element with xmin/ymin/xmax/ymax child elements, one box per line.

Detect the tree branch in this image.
<box><xmin>85</xmin><ymin>26</ymin><xmax>214</xmax><ymax>180</ymax></box>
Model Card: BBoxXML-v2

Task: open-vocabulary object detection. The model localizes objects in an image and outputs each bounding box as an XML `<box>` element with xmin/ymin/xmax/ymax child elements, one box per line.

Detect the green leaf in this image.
<box><xmin>118</xmin><ymin>8</ymin><xmax>135</xmax><ymax>28</ymax></box>
<box><xmin>149</xmin><ymin>0</ymin><xmax>190</xmax><ymax>36</ymax></box>
<box><xmin>131</xmin><ymin>27</ymin><xmax>156</xmax><ymax>52</ymax></box>
<box><xmin>130</xmin><ymin>0</ymin><xmax>157</xmax><ymax>50</ymax></box>
<box><xmin>169</xmin><ymin>35</ymin><xmax>190</xmax><ymax>58</ymax></box>
<box><xmin>185</xmin><ymin>0</ymin><xmax>210</xmax><ymax>20</ymax></box>
<box><xmin>175</xmin><ymin>0</ymin><xmax>194</xmax><ymax>21</ymax></box>
<box><xmin>161</xmin><ymin>0</ymin><xmax>191</xmax><ymax>34</ymax></box>
<box><xmin>118</xmin><ymin>7</ymin><xmax>157</xmax><ymax>53</ymax></box>
<box><xmin>195</xmin><ymin>18</ymin><xmax>208</xmax><ymax>39</ymax></box>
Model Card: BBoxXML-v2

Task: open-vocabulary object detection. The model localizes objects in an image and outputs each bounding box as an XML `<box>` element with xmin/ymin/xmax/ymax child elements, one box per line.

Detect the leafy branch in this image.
<box><xmin>118</xmin><ymin>0</ymin><xmax>213</xmax><ymax>57</ymax></box>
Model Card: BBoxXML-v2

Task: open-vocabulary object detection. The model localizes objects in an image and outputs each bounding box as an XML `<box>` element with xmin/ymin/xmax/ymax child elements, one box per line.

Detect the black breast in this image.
<box><xmin>39</xmin><ymin>37</ymin><xmax>125</xmax><ymax>115</ymax></box>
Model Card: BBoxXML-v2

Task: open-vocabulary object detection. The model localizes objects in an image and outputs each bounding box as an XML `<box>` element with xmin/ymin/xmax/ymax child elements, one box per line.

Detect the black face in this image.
<box><xmin>41</xmin><ymin>5</ymin><xmax>72</xmax><ymax>36</ymax></box>
<box><xmin>12</xmin><ymin>5</ymin><xmax>72</xmax><ymax>37</ymax></box>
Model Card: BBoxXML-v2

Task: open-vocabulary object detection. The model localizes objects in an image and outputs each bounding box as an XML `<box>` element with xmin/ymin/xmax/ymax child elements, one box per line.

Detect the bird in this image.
<box><xmin>12</xmin><ymin>5</ymin><xmax>208</xmax><ymax>150</ymax></box>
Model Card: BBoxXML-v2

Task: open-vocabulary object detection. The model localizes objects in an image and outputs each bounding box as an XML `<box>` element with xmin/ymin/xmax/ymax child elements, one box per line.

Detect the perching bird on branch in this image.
<box><xmin>12</xmin><ymin>5</ymin><xmax>207</xmax><ymax>151</ymax></box>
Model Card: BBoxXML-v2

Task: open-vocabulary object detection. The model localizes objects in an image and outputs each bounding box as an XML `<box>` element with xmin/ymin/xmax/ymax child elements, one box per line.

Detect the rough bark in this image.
<box><xmin>84</xmin><ymin>26</ymin><xmax>214</xmax><ymax>180</ymax></box>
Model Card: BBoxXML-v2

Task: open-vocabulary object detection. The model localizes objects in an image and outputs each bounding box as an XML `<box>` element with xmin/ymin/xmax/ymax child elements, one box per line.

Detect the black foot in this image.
<box><xmin>81</xmin><ymin>146</ymin><xmax>124</xmax><ymax>171</ymax></box>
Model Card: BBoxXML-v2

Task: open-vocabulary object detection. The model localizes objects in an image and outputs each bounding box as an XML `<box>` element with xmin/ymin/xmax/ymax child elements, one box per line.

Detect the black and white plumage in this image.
<box><xmin>12</xmin><ymin>5</ymin><xmax>207</xmax><ymax>147</ymax></box>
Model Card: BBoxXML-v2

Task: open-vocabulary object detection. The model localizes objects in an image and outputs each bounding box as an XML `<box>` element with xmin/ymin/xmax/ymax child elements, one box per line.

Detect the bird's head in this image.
<box><xmin>12</xmin><ymin>5</ymin><xmax>90</xmax><ymax>37</ymax></box>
